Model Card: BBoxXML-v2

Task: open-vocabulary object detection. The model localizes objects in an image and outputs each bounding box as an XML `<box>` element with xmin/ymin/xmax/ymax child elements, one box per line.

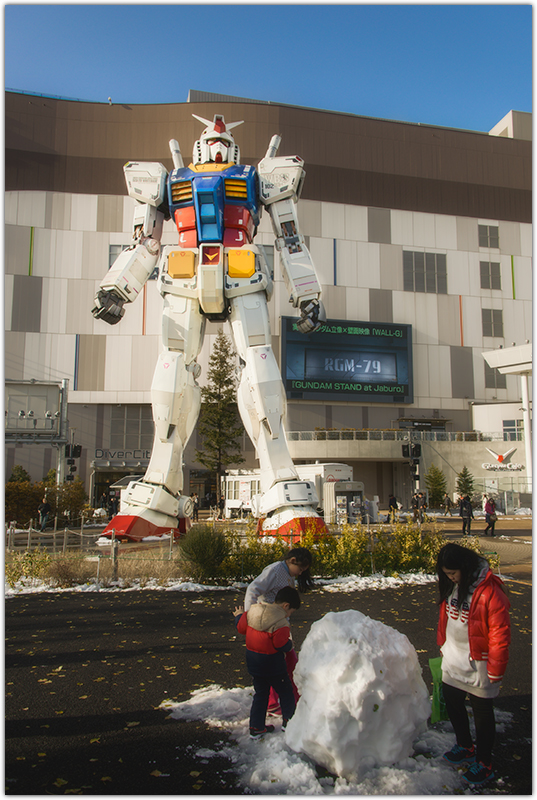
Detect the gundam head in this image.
<box><xmin>192</xmin><ymin>114</ymin><xmax>243</xmax><ymax>165</ymax></box>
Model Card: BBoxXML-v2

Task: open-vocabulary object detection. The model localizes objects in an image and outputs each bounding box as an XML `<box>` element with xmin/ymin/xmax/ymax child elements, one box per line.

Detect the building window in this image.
<box><xmin>480</xmin><ymin>261</ymin><xmax>501</xmax><ymax>290</ymax></box>
<box><xmin>484</xmin><ymin>362</ymin><xmax>507</xmax><ymax>390</ymax></box>
<box><xmin>482</xmin><ymin>308</ymin><xmax>504</xmax><ymax>338</ymax></box>
<box><xmin>227</xmin><ymin>480</ymin><xmax>239</xmax><ymax>501</ymax></box>
<box><xmin>109</xmin><ymin>244</ymin><xmax>158</xmax><ymax>279</ymax></box>
<box><xmin>503</xmin><ymin>419</ymin><xmax>523</xmax><ymax>441</ymax></box>
<box><xmin>403</xmin><ymin>251</ymin><xmax>447</xmax><ymax>294</ymax></box>
<box><xmin>110</xmin><ymin>405</ymin><xmax>154</xmax><ymax>450</ymax></box>
<box><xmin>478</xmin><ymin>224</ymin><xmax>499</xmax><ymax>248</ymax></box>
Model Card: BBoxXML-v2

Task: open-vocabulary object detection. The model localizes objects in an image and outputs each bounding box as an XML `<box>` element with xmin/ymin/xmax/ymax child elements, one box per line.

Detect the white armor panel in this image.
<box><xmin>257</xmin><ymin>156</ymin><xmax>305</xmax><ymax>205</ymax></box>
<box><xmin>229</xmin><ymin>293</ymin><xmax>301</xmax><ymax>497</ymax></box>
<box><xmin>124</xmin><ymin>162</ymin><xmax>168</xmax><ymax>207</ymax></box>
<box><xmin>99</xmin><ymin>242</ymin><xmax>159</xmax><ymax>303</ymax></box>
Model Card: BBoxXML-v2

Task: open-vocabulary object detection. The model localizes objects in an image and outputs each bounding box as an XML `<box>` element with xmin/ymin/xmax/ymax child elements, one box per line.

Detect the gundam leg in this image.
<box><xmin>99</xmin><ymin>294</ymin><xmax>205</xmax><ymax>543</ymax></box>
<box><xmin>228</xmin><ymin>292</ymin><xmax>327</xmax><ymax>540</ymax></box>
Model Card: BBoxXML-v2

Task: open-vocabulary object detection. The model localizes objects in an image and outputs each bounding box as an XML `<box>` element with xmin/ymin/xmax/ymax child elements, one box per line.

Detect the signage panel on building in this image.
<box><xmin>282</xmin><ymin>317</ymin><xmax>413</xmax><ymax>403</ymax></box>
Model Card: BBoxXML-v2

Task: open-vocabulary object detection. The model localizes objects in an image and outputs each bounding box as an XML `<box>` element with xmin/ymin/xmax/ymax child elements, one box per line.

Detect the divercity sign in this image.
<box><xmin>482</xmin><ymin>447</ymin><xmax>524</xmax><ymax>471</ymax></box>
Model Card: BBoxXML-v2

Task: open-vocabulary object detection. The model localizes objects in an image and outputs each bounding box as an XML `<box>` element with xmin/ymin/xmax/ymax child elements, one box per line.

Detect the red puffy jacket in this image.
<box><xmin>437</xmin><ymin>570</ymin><xmax>510</xmax><ymax>680</ymax></box>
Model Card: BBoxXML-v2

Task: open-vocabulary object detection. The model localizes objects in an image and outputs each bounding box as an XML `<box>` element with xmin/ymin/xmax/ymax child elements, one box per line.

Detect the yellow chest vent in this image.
<box><xmin>225</xmin><ymin>179</ymin><xmax>248</xmax><ymax>199</ymax></box>
<box><xmin>171</xmin><ymin>181</ymin><xmax>193</xmax><ymax>203</ymax></box>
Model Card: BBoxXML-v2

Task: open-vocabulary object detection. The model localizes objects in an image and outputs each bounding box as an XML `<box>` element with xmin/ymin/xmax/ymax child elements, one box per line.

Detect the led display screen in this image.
<box><xmin>282</xmin><ymin>317</ymin><xmax>413</xmax><ymax>403</ymax></box>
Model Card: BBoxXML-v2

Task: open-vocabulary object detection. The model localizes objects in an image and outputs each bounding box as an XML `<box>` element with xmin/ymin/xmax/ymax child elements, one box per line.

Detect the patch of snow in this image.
<box><xmin>162</xmin><ymin>683</ymin><xmax>514</xmax><ymax>795</ymax></box>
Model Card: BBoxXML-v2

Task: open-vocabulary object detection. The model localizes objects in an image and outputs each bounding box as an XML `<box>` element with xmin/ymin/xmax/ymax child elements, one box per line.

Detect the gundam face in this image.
<box><xmin>192</xmin><ymin>114</ymin><xmax>242</xmax><ymax>165</ymax></box>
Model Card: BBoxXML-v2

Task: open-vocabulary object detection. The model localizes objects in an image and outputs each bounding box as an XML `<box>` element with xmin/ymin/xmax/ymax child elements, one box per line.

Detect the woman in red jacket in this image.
<box><xmin>436</xmin><ymin>543</ymin><xmax>510</xmax><ymax>787</ymax></box>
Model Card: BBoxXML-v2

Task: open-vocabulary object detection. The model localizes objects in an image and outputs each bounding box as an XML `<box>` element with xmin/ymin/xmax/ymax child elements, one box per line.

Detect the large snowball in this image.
<box><xmin>285</xmin><ymin>609</ymin><xmax>431</xmax><ymax>779</ymax></box>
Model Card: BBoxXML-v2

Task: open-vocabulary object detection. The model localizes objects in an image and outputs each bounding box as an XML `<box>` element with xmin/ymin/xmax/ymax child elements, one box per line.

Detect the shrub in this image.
<box><xmin>306</xmin><ymin>524</ymin><xmax>372</xmax><ymax>578</ymax></box>
<box><xmin>5</xmin><ymin>549</ymin><xmax>52</xmax><ymax>588</ymax></box>
<box><xmin>178</xmin><ymin>524</ymin><xmax>231</xmax><ymax>581</ymax></box>
<box><xmin>371</xmin><ymin>522</ymin><xmax>446</xmax><ymax>576</ymax></box>
<box><xmin>220</xmin><ymin>530</ymin><xmax>288</xmax><ymax>582</ymax></box>
<box><xmin>46</xmin><ymin>557</ymin><xmax>78</xmax><ymax>588</ymax></box>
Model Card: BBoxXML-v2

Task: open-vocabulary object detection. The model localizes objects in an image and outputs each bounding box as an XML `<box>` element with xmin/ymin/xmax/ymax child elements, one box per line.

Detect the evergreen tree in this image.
<box><xmin>195</xmin><ymin>329</ymin><xmax>245</xmax><ymax>502</ymax></box>
<box><xmin>456</xmin><ymin>465</ymin><xmax>475</xmax><ymax>497</ymax></box>
<box><xmin>424</xmin><ymin>464</ymin><xmax>447</xmax><ymax>507</ymax></box>
<box><xmin>8</xmin><ymin>465</ymin><xmax>32</xmax><ymax>483</ymax></box>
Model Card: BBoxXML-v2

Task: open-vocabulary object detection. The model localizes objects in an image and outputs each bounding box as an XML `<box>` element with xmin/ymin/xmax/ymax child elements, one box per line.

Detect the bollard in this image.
<box><xmin>27</xmin><ymin>526</ymin><xmax>32</xmax><ymax>550</ymax></box>
<box><xmin>111</xmin><ymin>532</ymin><xmax>119</xmax><ymax>581</ymax></box>
<box><xmin>169</xmin><ymin>530</ymin><xmax>173</xmax><ymax>560</ymax></box>
<box><xmin>63</xmin><ymin>529</ymin><xmax>68</xmax><ymax>554</ymax></box>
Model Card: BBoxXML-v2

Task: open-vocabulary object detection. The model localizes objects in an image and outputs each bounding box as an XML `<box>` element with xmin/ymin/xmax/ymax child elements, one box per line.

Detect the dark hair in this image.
<box><xmin>285</xmin><ymin>547</ymin><xmax>314</xmax><ymax>592</ymax></box>
<box><xmin>275</xmin><ymin>586</ymin><xmax>301</xmax><ymax>609</ymax></box>
<box><xmin>436</xmin><ymin>543</ymin><xmax>484</xmax><ymax>605</ymax></box>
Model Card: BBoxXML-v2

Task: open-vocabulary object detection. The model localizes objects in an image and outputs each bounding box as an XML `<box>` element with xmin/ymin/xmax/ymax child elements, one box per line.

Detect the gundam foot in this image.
<box><xmin>97</xmin><ymin>507</ymin><xmax>189</xmax><ymax>545</ymax></box>
<box><xmin>258</xmin><ymin>507</ymin><xmax>328</xmax><ymax>543</ymax></box>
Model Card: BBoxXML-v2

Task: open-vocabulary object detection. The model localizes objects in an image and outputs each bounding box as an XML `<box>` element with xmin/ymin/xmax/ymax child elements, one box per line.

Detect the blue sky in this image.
<box><xmin>5</xmin><ymin>4</ymin><xmax>532</xmax><ymax>132</ymax></box>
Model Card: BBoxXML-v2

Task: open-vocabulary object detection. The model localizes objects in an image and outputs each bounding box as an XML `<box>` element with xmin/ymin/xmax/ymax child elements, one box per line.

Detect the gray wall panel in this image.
<box><xmin>5</xmin><ymin>225</ymin><xmax>31</xmax><ymax>276</ymax></box>
<box><xmin>368</xmin><ymin>208</ymin><xmax>391</xmax><ymax>243</ymax></box>
<box><xmin>45</xmin><ymin>193</ymin><xmax>72</xmax><ymax>230</ymax></box>
<box><xmin>437</xmin><ymin>295</ymin><xmax>462</xmax><ymax>346</ymax></box>
<box><xmin>97</xmin><ymin>195</ymin><xmax>124</xmax><ymax>233</ymax></box>
<box><xmin>11</xmin><ymin>275</ymin><xmax>42</xmax><ymax>332</ymax></box>
<box><xmin>369</xmin><ymin>288</ymin><xmax>393</xmax><ymax>322</ymax></box>
<box><xmin>450</xmin><ymin>346</ymin><xmax>475</xmax><ymax>399</ymax></box>
<box><xmin>379</xmin><ymin>244</ymin><xmax>403</xmax><ymax>290</ymax></box>
<box><xmin>78</xmin><ymin>334</ymin><xmax>106</xmax><ymax>391</ymax></box>
<box><xmin>5</xmin><ymin>331</ymin><xmax>26</xmax><ymax>378</ymax></box>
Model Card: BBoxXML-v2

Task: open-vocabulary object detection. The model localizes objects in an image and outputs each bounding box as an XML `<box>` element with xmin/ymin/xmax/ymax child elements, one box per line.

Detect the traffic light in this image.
<box><xmin>72</xmin><ymin>444</ymin><xmax>82</xmax><ymax>458</ymax></box>
<box><xmin>65</xmin><ymin>474</ymin><xmax>74</xmax><ymax>482</ymax></box>
<box><xmin>411</xmin><ymin>443</ymin><xmax>421</xmax><ymax>459</ymax></box>
<box><xmin>65</xmin><ymin>444</ymin><xmax>71</xmax><ymax>457</ymax></box>
<box><xmin>402</xmin><ymin>444</ymin><xmax>410</xmax><ymax>459</ymax></box>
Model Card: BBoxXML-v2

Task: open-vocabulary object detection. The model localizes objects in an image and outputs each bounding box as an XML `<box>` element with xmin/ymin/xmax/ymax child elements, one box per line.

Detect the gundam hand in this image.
<box><xmin>92</xmin><ymin>289</ymin><xmax>126</xmax><ymax>325</ymax></box>
<box><xmin>296</xmin><ymin>298</ymin><xmax>325</xmax><ymax>334</ymax></box>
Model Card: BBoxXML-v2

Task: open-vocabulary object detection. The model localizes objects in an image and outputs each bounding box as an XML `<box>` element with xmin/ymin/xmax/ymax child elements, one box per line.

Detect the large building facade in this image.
<box><xmin>5</xmin><ymin>91</ymin><xmax>532</xmax><ymax>510</ymax></box>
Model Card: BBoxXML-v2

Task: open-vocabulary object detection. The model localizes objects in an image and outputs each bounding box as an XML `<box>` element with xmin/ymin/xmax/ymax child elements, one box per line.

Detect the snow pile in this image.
<box><xmin>285</xmin><ymin>609</ymin><xmax>431</xmax><ymax>779</ymax></box>
<box><xmin>162</xmin><ymin>683</ymin><xmax>514</xmax><ymax>794</ymax></box>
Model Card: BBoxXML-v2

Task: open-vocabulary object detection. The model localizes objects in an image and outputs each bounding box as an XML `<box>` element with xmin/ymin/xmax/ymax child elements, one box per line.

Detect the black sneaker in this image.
<box><xmin>249</xmin><ymin>725</ymin><xmax>275</xmax><ymax>739</ymax></box>
<box><xmin>463</xmin><ymin>760</ymin><xmax>494</xmax><ymax>785</ymax></box>
<box><xmin>443</xmin><ymin>744</ymin><xmax>475</xmax><ymax>765</ymax></box>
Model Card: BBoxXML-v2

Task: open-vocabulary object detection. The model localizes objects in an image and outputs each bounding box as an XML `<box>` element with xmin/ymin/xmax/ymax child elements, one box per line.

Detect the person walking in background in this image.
<box><xmin>191</xmin><ymin>493</ymin><xmax>199</xmax><ymax>522</ymax></box>
<box><xmin>233</xmin><ymin>586</ymin><xmax>301</xmax><ymax>738</ymax></box>
<box><xmin>484</xmin><ymin>497</ymin><xmax>497</xmax><ymax>537</ymax></box>
<box><xmin>411</xmin><ymin>492</ymin><xmax>419</xmax><ymax>523</ymax></box>
<box><xmin>418</xmin><ymin>491</ymin><xmax>427</xmax><ymax>523</ymax></box>
<box><xmin>459</xmin><ymin>495</ymin><xmax>473</xmax><ymax>536</ymax></box>
<box><xmin>436</xmin><ymin>543</ymin><xmax>510</xmax><ymax>786</ymax></box>
<box><xmin>443</xmin><ymin>492</ymin><xmax>453</xmax><ymax>517</ymax></box>
<box><xmin>38</xmin><ymin>497</ymin><xmax>51</xmax><ymax>531</ymax></box>
<box><xmin>388</xmin><ymin>494</ymin><xmax>398</xmax><ymax>523</ymax></box>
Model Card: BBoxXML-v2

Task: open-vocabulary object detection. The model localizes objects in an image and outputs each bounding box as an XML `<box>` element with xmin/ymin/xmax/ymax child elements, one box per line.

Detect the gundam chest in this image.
<box><xmin>168</xmin><ymin>164</ymin><xmax>260</xmax><ymax>248</ymax></box>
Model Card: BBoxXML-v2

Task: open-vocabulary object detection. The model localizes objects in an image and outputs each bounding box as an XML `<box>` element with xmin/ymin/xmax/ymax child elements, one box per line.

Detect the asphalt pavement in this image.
<box><xmin>5</xmin><ymin>544</ymin><xmax>532</xmax><ymax>795</ymax></box>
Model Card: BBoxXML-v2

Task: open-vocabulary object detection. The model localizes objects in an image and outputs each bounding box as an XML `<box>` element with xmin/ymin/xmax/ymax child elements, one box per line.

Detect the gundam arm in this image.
<box><xmin>258</xmin><ymin>138</ymin><xmax>325</xmax><ymax>334</ymax></box>
<box><xmin>92</xmin><ymin>162</ymin><xmax>168</xmax><ymax>325</ymax></box>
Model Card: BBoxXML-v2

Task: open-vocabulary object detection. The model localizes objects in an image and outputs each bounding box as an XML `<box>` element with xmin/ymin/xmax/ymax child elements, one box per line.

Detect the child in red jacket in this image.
<box><xmin>234</xmin><ymin>586</ymin><xmax>300</xmax><ymax>739</ymax></box>
<box><xmin>436</xmin><ymin>543</ymin><xmax>510</xmax><ymax>787</ymax></box>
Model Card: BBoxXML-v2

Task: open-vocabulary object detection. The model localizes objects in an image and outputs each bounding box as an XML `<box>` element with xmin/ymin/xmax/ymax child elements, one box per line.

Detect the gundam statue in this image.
<box><xmin>92</xmin><ymin>114</ymin><xmax>327</xmax><ymax>542</ymax></box>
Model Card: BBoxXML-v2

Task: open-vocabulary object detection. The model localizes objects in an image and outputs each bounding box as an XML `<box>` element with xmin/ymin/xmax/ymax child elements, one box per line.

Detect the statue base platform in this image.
<box><xmin>258</xmin><ymin>507</ymin><xmax>328</xmax><ymax>542</ymax></box>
